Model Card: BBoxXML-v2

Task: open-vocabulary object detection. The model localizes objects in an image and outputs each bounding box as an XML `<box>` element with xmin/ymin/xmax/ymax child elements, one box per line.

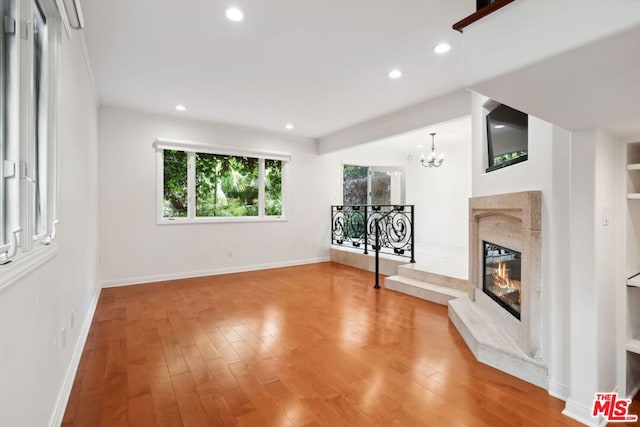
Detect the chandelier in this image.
<box><xmin>420</xmin><ymin>132</ymin><xmax>445</xmax><ymax>168</ymax></box>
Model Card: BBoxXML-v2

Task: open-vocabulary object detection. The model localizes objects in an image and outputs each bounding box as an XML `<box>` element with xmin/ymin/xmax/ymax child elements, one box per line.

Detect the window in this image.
<box><xmin>162</xmin><ymin>150</ymin><xmax>188</xmax><ymax>218</ymax></box>
<box><xmin>195</xmin><ymin>153</ymin><xmax>259</xmax><ymax>217</ymax></box>
<box><xmin>264</xmin><ymin>159</ymin><xmax>282</xmax><ymax>216</ymax></box>
<box><xmin>0</xmin><ymin>0</ymin><xmax>59</xmax><ymax>265</ymax></box>
<box><xmin>342</xmin><ymin>164</ymin><xmax>405</xmax><ymax>206</ymax></box>
<box><xmin>156</xmin><ymin>140</ymin><xmax>287</xmax><ymax>223</ymax></box>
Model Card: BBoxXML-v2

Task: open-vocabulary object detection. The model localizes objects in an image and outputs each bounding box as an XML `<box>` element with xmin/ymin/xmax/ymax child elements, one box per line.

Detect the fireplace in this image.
<box><xmin>449</xmin><ymin>191</ymin><xmax>543</xmax><ymax>387</ymax></box>
<box><xmin>483</xmin><ymin>241</ymin><xmax>521</xmax><ymax>320</ymax></box>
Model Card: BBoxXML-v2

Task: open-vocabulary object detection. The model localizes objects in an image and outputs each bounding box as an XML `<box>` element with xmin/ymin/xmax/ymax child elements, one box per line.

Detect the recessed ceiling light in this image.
<box><xmin>225</xmin><ymin>7</ymin><xmax>244</xmax><ymax>22</ymax></box>
<box><xmin>388</xmin><ymin>69</ymin><xmax>403</xmax><ymax>79</ymax></box>
<box><xmin>417</xmin><ymin>145</ymin><xmax>424</xmax><ymax>148</ymax></box>
<box><xmin>285</xmin><ymin>123</ymin><xmax>294</xmax><ymax>130</ymax></box>
<box><xmin>433</xmin><ymin>42</ymin><xmax>451</xmax><ymax>54</ymax></box>
<box><xmin>175</xmin><ymin>104</ymin><xmax>186</xmax><ymax>111</ymax></box>
<box><xmin>494</xmin><ymin>125</ymin><xmax>505</xmax><ymax>129</ymax></box>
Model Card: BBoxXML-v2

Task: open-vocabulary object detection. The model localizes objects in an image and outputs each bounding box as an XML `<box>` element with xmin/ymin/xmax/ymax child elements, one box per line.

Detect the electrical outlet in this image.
<box><xmin>61</xmin><ymin>327</ymin><xmax>66</xmax><ymax>348</ymax></box>
<box><xmin>70</xmin><ymin>310</ymin><xmax>75</xmax><ymax>329</ymax></box>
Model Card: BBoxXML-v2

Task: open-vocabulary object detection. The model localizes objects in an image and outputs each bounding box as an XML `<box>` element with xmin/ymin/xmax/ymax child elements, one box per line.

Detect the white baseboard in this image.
<box><xmin>562</xmin><ymin>398</ymin><xmax>606</xmax><ymax>427</ymax></box>
<box><xmin>547</xmin><ymin>377</ymin><xmax>569</xmax><ymax>401</ymax></box>
<box><xmin>628</xmin><ymin>382</ymin><xmax>640</xmax><ymax>400</ymax></box>
<box><xmin>49</xmin><ymin>287</ymin><xmax>101</xmax><ymax>427</ymax></box>
<box><xmin>100</xmin><ymin>257</ymin><xmax>331</xmax><ymax>288</ymax></box>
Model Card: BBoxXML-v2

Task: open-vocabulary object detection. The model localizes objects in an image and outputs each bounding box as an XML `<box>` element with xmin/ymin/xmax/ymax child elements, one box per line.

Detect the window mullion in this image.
<box><xmin>0</xmin><ymin>2</ymin><xmax>6</xmax><ymax>246</ymax></box>
<box><xmin>258</xmin><ymin>158</ymin><xmax>265</xmax><ymax>217</ymax></box>
<box><xmin>19</xmin><ymin>4</ymin><xmax>34</xmax><ymax>252</ymax></box>
<box><xmin>156</xmin><ymin>149</ymin><xmax>164</xmax><ymax>222</ymax></box>
<box><xmin>187</xmin><ymin>151</ymin><xmax>195</xmax><ymax>219</ymax></box>
<box><xmin>281</xmin><ymin>161</ymin><xmax>287</xmax><ymax>218</ymax></box>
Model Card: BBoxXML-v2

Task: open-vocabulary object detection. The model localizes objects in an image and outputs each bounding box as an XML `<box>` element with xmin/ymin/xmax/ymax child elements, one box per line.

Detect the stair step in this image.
<box><xmin>330</xmin><ymin>247</ymin><xmax>405</xmax><ymax>276</ymax></box>
<box><xmin>384</xmin><ymin>275</ymin><xmax>467</xmax><ymax>306</ymax></box>
<box><xmin>397</xmin><ymin>263</ymin><xmax>469</xmax><ymax>292</ymax></box>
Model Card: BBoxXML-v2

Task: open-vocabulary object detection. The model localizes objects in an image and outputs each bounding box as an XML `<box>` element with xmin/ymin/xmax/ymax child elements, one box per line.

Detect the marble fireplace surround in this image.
<box><xmin>468</xmin><ymin>190</ymin><xmax>542</xmax><ymax>358</ymax></box>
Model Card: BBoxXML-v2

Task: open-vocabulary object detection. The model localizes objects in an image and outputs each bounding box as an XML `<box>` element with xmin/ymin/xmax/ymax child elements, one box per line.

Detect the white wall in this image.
<box><xmin>98</xmin><ymin>107</ymin><xmax>329</xmax><ymax>286</ymax></box>
<box><xmin>594</xmin><ymin>130</ymin><xmax>619</xmax><ymax>395</ymax></box>
<box><xmin>405</xmin><ymin>129</ymin><xmax>470</xmax><ymax>249</ymax></box>
<box><xmin>471</xmin><ymin>92</ymin><xmax>572</xmax><ymax>399</ymax></box>
<box><xmin>564</xmin><ymin>130</ymin><xmax>599</xmax><ymax>423</ymax></box>
<box><xmin>564</xmin><ymin>129</ymin><xmax>621</xmax><ymax>424</ymax></box>
<box><xmin>0</xmin><ymin>33</ymin><xmax>99</xmax><ymax>426</ymax></box>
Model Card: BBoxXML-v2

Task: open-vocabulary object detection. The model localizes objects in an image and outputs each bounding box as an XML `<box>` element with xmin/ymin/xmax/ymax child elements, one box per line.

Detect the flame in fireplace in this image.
<box><xmin>492</xmin><ymin>262</ymin><xmax>521</xmax><ymax>305</ymax></box>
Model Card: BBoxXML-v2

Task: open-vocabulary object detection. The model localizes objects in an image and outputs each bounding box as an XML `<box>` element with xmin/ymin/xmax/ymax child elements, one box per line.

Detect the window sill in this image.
<box><xmin>158</xmin><ymin>216</ymin><xmax>288</xmax><ymax>225</ymax></box>
<box><xmin>0</xmin><ymin>242</ymin><xmax>59</xmax><ymax>293</ymax></box>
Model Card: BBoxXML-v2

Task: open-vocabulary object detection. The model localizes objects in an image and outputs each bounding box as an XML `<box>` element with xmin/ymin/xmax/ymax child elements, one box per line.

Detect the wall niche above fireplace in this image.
<box><xmin>483</xmin><ymin>242</ymin><xmax>521</xmax><ymax>320</ymax></box>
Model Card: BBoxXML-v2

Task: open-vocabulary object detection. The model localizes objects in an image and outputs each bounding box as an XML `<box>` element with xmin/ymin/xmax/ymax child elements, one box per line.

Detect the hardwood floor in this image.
<box><xmin>63</xmin><ymin>262</ymin><xmax>582</xmax><ymax>426</ymax></box>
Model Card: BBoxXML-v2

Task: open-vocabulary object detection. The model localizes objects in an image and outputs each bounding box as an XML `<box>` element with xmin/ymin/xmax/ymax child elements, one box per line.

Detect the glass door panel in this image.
<box><xmin>342</xmin><ymin>165</ymin><xmax>368</xmax><ymax>205</ymax></box>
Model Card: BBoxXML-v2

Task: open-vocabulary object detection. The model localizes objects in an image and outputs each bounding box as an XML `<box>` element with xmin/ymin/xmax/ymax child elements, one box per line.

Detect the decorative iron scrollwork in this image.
<box><xmin>331</xmin><ymin>205</ymin><xmax>414</xmax><ymax>261</ymax></box>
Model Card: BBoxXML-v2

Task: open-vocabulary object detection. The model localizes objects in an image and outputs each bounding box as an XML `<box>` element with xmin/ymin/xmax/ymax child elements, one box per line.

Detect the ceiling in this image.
<box><xmin>367</xmin><ymin>115</ymin><xmax>471</xmax><ymax>155</ymax></box>
<box><xmin>80</xmin><ymin>0</ymin><xmax>474</xmax><ymax>138</ymax></box>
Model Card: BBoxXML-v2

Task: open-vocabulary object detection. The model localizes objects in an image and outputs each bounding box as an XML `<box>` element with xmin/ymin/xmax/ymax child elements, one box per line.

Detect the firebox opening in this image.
<box><xmin>483</xmin><ymin>241</ymin><xmax>521</xmax><ymax>320</ymax></box>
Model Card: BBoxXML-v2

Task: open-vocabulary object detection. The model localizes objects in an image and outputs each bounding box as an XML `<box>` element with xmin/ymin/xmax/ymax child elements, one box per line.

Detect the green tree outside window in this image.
<box><xmin>163</xmin><ymin>149</ymin><xmax>283</xmax><ymax>218</ymax></box>
<box><xmin>163</xmin><ymin>150</ymin><xmax>188</xmax><ymax>217</ymax></box>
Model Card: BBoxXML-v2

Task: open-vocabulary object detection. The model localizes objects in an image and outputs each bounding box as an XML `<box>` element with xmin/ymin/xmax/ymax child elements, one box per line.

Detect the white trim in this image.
<box><xmin>0</xmin><ymin>243</ymin><xmax>58</xmax><ymax>293</ymax></box>
<box><xmin>154</xmin><ymin>138</ymin><xmax>292</xmax><ymax>162</ymax></box>
<box><xmin>100</xmin><ymin>257</ymin><xmax>331</xmax><ymax>288</ymax></box>
<box><xmin>628</xmin><ymin>382</ymin><xmax>640</xmax><ymax>401</ymax></box>
<box><xmin>156</xmin><ymin>149</ymin><xmax>164</xmax><ymax>223</ymax></box>
<box><xmin>281</xmin><ymin>160</ymin><xmax>288</xmax><ymax>218</ymax></box>
<box><xmin>53</xmin><ymin>0</ymin><xmax>71</xmax><ymax>37</ymax></box>
<box><xmin>547</xmin><ymin>377</ymin><xmax>569</xmax><ymax>401</ymax></box>
<box><xmin>48</xmin><ymin>287</ymin><xmax>100</xmax><ymax>427</ymax></box>
<box><xmin>187</xmin><ymin>151</ymin><xmax>195</xmax><ymax>219</ymax></box>
<box><xmin>158</xmin><ymin>216</ymin><xmax>287</xmax><ymax>225</ymax></box>
<box><xmin>562</xmin><ymin>398</ymin><xmax>606</xmax><ymax>427</ymax></box>
<box><xmin>258</xmin><ymin>158</ymin><xmax>265</xmax><ymax>217</ymax></box>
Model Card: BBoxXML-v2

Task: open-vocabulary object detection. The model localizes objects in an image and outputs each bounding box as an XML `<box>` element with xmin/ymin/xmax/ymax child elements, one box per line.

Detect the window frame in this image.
<box><xmin>155</xmin><ymin>138</ymin><xmax>289</xmax><ymax>225</ymax></box>
<box><xmin>0</xmin><ymin>0</ymin><xmax>60</xmax><ymax>273</ymax></box>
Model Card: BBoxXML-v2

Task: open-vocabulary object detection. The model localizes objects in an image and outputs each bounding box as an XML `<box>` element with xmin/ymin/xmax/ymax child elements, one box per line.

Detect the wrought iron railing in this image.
<box><xmin>331</xmin><ymin>205</ymin><xmax>415</xmax><ymax>263</ymax></box>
